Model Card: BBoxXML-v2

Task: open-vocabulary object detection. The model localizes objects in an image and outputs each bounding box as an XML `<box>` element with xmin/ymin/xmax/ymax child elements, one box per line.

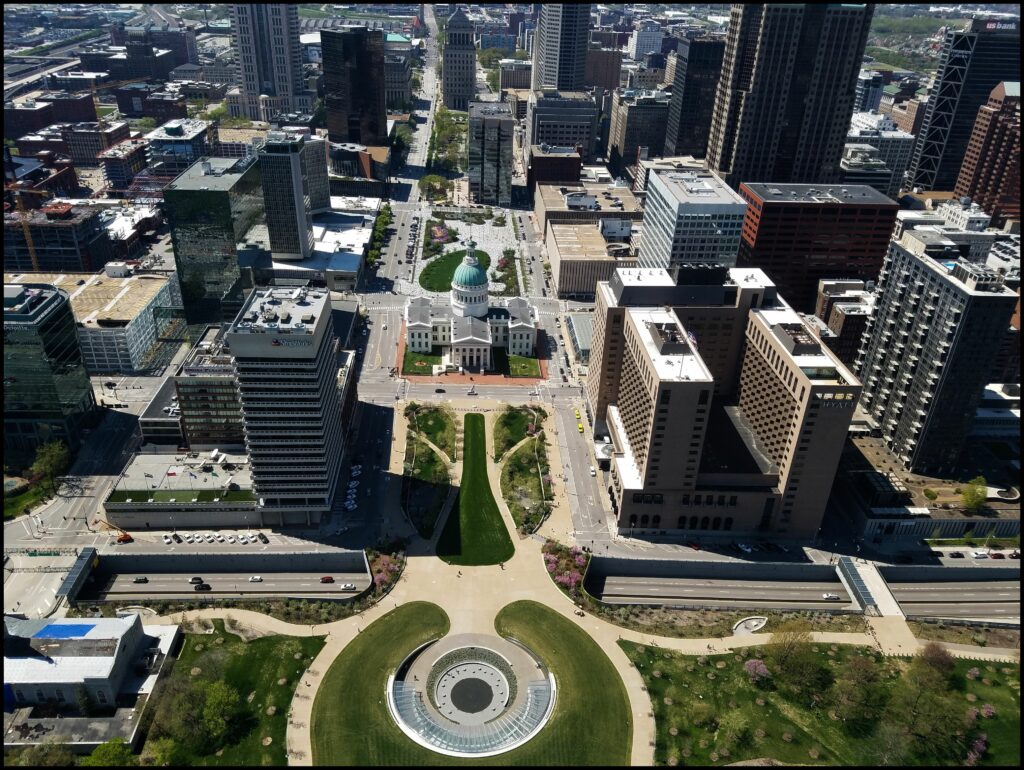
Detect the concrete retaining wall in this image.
<box><xmin>878</xmin><ymin>565</ymin><xmax>1020</xmax><ymax>583</ymax></box>
<box><xmin>94</xmin><ymin>549</ymin><xmax>369</xmax><ymax>577</ymax></box>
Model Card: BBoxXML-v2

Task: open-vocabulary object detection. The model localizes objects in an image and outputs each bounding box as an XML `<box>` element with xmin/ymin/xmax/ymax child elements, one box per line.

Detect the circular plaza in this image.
<box><xmin>387</xmin><ymin>632</ymin><xmax>556</xmax><ymax>757</ymax></box>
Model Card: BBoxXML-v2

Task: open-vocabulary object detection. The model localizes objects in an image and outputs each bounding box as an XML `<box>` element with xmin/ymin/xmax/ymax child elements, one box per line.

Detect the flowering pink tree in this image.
<box><xmin>965</xmin><ymin>733</ymin><xmax>988</xmax><ymax>766</ymax></box>
<box><xmin>744</xmin><ymin>658</ymin><xmax>771</xmax><ymax>684</ymax></box>
<box><xmin>373</xmin><ymin>572</ymin><xmax>388</xmax><ymax>588</ymax></box>
<box><xmin>980</xmin><ymin>704</ymin><xmax>996</xmax><ymax>718</ymax></box>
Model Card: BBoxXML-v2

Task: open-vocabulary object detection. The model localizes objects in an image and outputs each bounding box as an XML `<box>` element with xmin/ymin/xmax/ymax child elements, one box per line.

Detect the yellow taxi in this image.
<box><xmin>574</xmin><ymin>408</ymin><xmax>580</xmax><ymax>419</ymax></box>
<box><xmin>577</xmin><ymin>422</ymin><xmax>584</xmax><ymax>433</ymax></box>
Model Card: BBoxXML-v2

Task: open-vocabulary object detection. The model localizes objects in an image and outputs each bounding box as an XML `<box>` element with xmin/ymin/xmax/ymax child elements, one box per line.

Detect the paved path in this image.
<box><xmin>144</xmin><ymin>405</ymin><xmax>1017</xmax><ymax>765</ymax></box>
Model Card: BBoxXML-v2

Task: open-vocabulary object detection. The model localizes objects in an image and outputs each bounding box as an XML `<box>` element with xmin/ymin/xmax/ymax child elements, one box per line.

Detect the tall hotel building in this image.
<box><xmin>531</xmin><ymin>4</ymin><xmax>591</xmax><ymax>91</ymax></box>
<box><xmin>587</xmin><ymin>266</ymin><xmax>860</xmax><ymax>538</ymax></box>
<box><xmin>226</xmin><ymin>286</ymin><xmax>344</xmax><ymax>526</ymax></box>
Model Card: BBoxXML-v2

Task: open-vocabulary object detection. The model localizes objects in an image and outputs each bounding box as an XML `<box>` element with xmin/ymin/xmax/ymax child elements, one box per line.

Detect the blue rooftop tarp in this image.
<box><xmin>32</xmin><ymin>623</ymin><xmax>96</xmax><ymax>639</ymax></box>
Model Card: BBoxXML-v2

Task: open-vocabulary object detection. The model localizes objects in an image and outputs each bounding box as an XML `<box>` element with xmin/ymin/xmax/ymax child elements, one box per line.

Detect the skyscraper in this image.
<box><xmin>468</xmin><ymin>102</ymin><xmax>514</xmax><ymax>206</ymax></box>
<box><xmin>954</xmin><ymin>81</ymin><xmax>1020</xmax><ymax>227</ymax></box>
<box><xmin>857</xmin><ymin>234</ymin><xmax>1017</xmax><ymax>473</ymax></box>
<box><xmin>442</xmin><ymin>7</ymin><xmax>475</xmax><ymax>111</ymax></box>
<box><xmin>531</xmin><ymin>4</ymin><xmax>591</xmax><ymax>92</ymax></box>
<box><xmin>907</xmin><ymin>18</ymin><xmax>1019</xmax><ymax>192</ymax></box>
<box><xmin>4</xmin><ymin>283</ymin><xmax>97</xmax><ymax>471</ymax></box>
<box><xmin>259</xmin><ymin>131</ymin><xmax>329</xmax><ymax>261</ymax></box>
<box><xmin>855</xmin><ymin>71</ymin><xmax>885</xmax><ymax>113</ymax></box>
<box><xmin>164</xmin><ymin>156</ymin><xmax>264</xmax><ymax>324</ymax></box>
<box><xmin>663</xmin><ymin>36</ymin><xmax>726</xmax><ymax>158</ymax></box>
<box><xmin>321</xmin><ymin>27</ymin><xmax>388</xmax><ymax>146</ymax></box>
<box><xmin>229</xmin><ymin>4</ymin><xmax>311</xmax><ymax>122</ymax></box>
<box><xmin>706</xmin><ymin>4</ymin><xmax>874</xmax><ymax>189</ymax></box>
<box><xmin>226</xmin><ymin>286</ymin><xmax>345</xmax><ymax>526</ymax></box>
<box><xmin>608</xmin><ymin>90</ymin><xmax>671</xmax><ymax>175</ymax></box>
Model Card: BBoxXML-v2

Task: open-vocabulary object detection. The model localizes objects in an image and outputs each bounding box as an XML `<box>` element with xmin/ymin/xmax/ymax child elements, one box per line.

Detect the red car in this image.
<box><xmin>686</xmin><ymin>541</ymin><xmax>700</xmax><ymax>551</ymax></box>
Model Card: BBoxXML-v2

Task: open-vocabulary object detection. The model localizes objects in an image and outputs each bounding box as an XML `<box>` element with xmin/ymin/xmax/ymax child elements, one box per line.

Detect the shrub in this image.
<box><xmin>744</xmin><ymin>658</ymin><xmax>771</xmax><ymax>683</ymax></box>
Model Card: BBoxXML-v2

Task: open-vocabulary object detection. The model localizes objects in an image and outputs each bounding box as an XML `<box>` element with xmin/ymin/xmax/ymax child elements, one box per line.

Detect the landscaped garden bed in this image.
<box><xmin>501</xmin><ymin>437</ymin><xmax>553</xmax><ymax>534</ymax></box>
<box><xmin>401</xmin><ymin>432</ymin><xmax>451</xmax><ymax>539</ymax></box>
<box><xmin>492</xmin><ymin>405</ymin><xmax>546</xmax><ymax>459</ymax></box>
<box><xmin>402</xmin><ymin>347</ymin><xmax>442</xmax><ymax>376</ymax></box>
<box><xmin>621</xmin><ymin>635</ymin><xmax>1019</xmax><ymax>767</ymax></box>
<box><xmin>406</xmin><ymin>402</ymin><xmax>457</xmax><ymax>460</ymax></box>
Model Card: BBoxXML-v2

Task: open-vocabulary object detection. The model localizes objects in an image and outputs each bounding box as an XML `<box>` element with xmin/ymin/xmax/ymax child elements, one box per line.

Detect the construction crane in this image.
<box><xmin>4</xmin><ymin>186</ymin><xmax>54</xmax><ymax>272</ymax></box>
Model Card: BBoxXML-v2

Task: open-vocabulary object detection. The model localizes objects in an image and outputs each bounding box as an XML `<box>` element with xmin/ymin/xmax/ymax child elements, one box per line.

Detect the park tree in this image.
<box><xmin>765</xmin><ymin>619</ymin><xmax>812</xmax><ymax>670</ymax></box>
<box><xmin>961</xmin><ymin>476</ymin><xmax>988</xmax><ymax>512</ymax></box>
<box><xmin>882</xmin><ymin>647</ymin><xmax>964</xmax><ymax>761</ymax></box>
<box><xmin>81</xmin><ymin>737</ymin><xmax>137</xmax><ymax>766</ymax></box>
<box><xmin>717</xmin><ymin>710</ymin><xmax>750</xmax><ymax>746</ymax></box>
<box><xmin>31</xmin><ymin>440</ymin><xmax>70</xmax><ymax>492</ymax></box>
<box><xmin>201</xmin><ymin>681</ymin><xmax>241</xmax><ymax>745</ymax></box>
<box><xmin>145</xmin><ymin>737</ymin><xmax>185</xmax><ymax>767</ymax></box>
<box><xmin>10</xmin><ymin>739</ymin><xmax>76</xmax><ymax>767</ymax></box>
<box><xmin>832</xmin><ymin>654</ymin><xmax>887</xmax><ymax>728</ymax></box>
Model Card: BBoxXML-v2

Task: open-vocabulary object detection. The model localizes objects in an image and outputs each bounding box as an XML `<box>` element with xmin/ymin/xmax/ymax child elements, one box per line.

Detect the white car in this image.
<box><xmin>589</xmin><ymin>466</ymin><xmax>596</xmax><ymax>477</ymax></box>
<box><xmin>226</xmin><ymin>535</ymin><xmax>235</xmax><ymax>544</ymax></box>
<box><xmin>184</xmin><ymin>534</ymin><xmax>194</xmax><ymax>543</ymax></box>
<box><xmin>215</xmin><ymin>533</ymin><xmax>225</xmax><ymax>542</ymax></box>
<box><xmin>382</xmin><ymin>323</ymin><xmax>388</xmax><ymax>330</ymax></box>
<box><xmin>162</xmin><ymin>534</ymin><xmax>172</xmax><ymax>545</ymax></box>
<box><xmin>971</xmin><ymin>550</ymin><xmax>989</xmax><ymax>559</ymax></box>
<box><xmin>822</xmin><ymin>593</ymin><xmax>841</xmax><ymax>601</ymax></box>
<box><xmin>344</xmin><ymin>504</ymin><xmax>357</xmax><ymax>511</ymax></box>
<box><xmin>249</xmin><ymin>576</ymin><xmax>263</xmax><ymax>583</ymax></box>
<box><xmin>205</xmin><ymin>533</ymin><xmax>215</xmax><ymax>543</ymax></box>
<box><xmin>340</xmin><ymin>583</ymin><xmax>357</xmax><ymax>592</ymax></box>
<box><xmin>238</xmin><ymin>534</ymin><xmax>248</xmax><ymax>544</ymax></box>
<box><xmin>348</xmin><ymin>481</ymin><xmax>360</xmax><ymax>488</ymax></box>
<box><xmin>737</xmin><ymin>543</ymin><xmax>753</xmax><ymax>554</ymax></box>
<box><xmin>351</xmin><ymin>465</ymin><xmax>362</xmax><ymax>472</ymax></box>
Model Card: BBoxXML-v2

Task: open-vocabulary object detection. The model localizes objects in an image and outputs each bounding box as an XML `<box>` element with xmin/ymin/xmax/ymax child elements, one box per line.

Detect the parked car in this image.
<box><xmin>1009</xmin><ymin>551</ymin><xmax>1020</xmax><ymax>560</ymax></box>
<box><xmin>949</xmin><ymin>551</ymin><xmax>965</xmax><ymax>558</ymax></box>
<box><xmin>215</xmin><ymin>533</ymin><xmax>225</xmax><ymax>542</ymax></box>
<box><xmin>238</xmin><ymin>534</ymin><xmax>249</xmax><ymax>544</ymax></box>
<box><xmin>162</xmin><ymin>534</ymin><xmax>172</xmax><ymax>545</ymax></box>
<box><xmin>257</xmin><ymin>532</ymin><xmax>269</xmax><ymax>544</ymax></box>
<box><xmin>990</xmin><ymin>552</ymin><xmax>1006</xmax><ymax>559</ymax></box>
<box><xmin>971</xmin><ymin>550</ymin><xmax>989</xmax><ymax>559</ymax></box>
<box><xmin>737</xmin><ymin>543</ymin><xmax>753</xmax><ymax>554</ymax></box>
<box><xmin>226</xmin><ymin>535</ymin><xmax>235</xmax><ymax>544</ymax></box>
<box><xmin>172</xmin><ymin>533</ymin><xmax>182</xmax><ymax>543</ymax></box>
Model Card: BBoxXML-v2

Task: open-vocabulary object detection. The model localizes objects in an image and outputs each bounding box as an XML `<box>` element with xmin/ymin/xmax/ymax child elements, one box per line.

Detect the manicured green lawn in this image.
<box><xmin>402</xmin><ymin>436</ymin><xmax>450</xmax><ymax>538</ymax></box>
<box><xmin>402</xmin><ymin>347</ymin><xmax>442</xmax><ymax>375</ymax></box>
<box><xmin>147</xmin><ymin>619</ymin><xmax>324</xmax><ymax>766</ymax></box>
<box><xmin>3</xmin><ymin>481</ymin><xmax>48</xmax><ymax>520</ymax></box>
<box><xmin>620</xmin><ymin>641</ymin><xmax>1020</xmax><ymax>767</ymax></box>
<box><xmin>436</xmin><ymin>413</ymin><xmax>514</xmax><ymax>565</ymax></box>
<box><xmin>492</xmin><ymin>405</ymin><xmax>545</xmax><ymax>459</ymax></box>
<box><xmin>409</xmin><ymin>405</ymin><xmax>457</xmax><ymax>460</ymax></box>
<box><xmin>490</xmin><ymin>348</ymin><xmax>542</xmax><ymax>380</ymax></box>
<box><xmin>419</xmin><ymin>249</ymin><xmax>491</xmax><ymax>292</ymax></box>
<box><xmin>500</xmin><ymin>437</ymin><xmax>551</xmax><ymax>534</ymax></box>
<box><xmin>310</xmin><ymin>601</ymin><xmax>632</xmax><ymax>766</ymax></box>
<box><xmin>311</xmin><ymin>603</ymin><xmax>451</xmax><ymax>765</ymax></box>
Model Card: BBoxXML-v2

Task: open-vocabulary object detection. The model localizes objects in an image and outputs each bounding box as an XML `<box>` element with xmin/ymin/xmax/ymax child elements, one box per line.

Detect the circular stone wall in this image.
<box><xmin>387</xmin><ymin>633</ymin><xmax>555</xmax><ymax>757</ymax></box>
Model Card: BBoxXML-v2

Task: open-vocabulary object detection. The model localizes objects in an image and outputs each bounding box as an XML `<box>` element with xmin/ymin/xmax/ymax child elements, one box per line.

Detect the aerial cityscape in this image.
<box><xmin>2</xmin><ymin>2</ymin><xmax>1021</xmax><ymax>767</ymax></box>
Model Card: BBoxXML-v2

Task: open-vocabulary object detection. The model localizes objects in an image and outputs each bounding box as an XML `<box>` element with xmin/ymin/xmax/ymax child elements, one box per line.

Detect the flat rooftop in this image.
<box><xmin>629</xmin><ymin>307</ymin><xmax>712</xmax><ymax>383</ymax></box>
<box><xmin>4</xmin><ymin>271</ymin><xmax>169</xmax><ymax>329</ymax></box>
<box><xmin>145</xmin><ymin>118</ymin><xmax>211</xmax><ymax>142</ymax></box>
<box><xmin>537</xmin><ymin>181</ymin><xmax>642</xmax><ymax>214</ymax></box>
<box><xmin>651</xmin><ymin>169</ymin><xmax>747</xmax><ymax>208</ymax></box>
<box><xmin>742</xmin><ymin>182</ymin><xmax>897</xmax><ymax>206</ymax></box>
<box><xmin>531</xmin><ymin>144</ymin><xmax>581</xmax><ymax>157</ymax></box>
<box><xmin>97</xmin><ymin>138</ymin><xmax>149</xmax><ymax>159</ymax></box>
<box><xmin>469</xmin><ymin>101</ymin><xmax>512</xmax><ymax>118</ymax></box>
<box><xmin>107</xmin><ymin>449</ymin><xmax>254</xmax><ymax>503</ymax></box>
<box><xmin>232</xmin><ymin>286</ymin><xmax>330</xmax><ymax>336</ymax></box>
<box><xmin>549</xmin><ymin>222</ymin><xmax>620</xmax><ymax>259</ymax></box>
<box><xmin>165</xmin><ymin>155</ymin><xmax>257</xmax><ymax>192</ymax></box>
<box><xmin>755</xmin><ymin>307</ymin><xmax>855</xmax><ymax>384</ymax></box>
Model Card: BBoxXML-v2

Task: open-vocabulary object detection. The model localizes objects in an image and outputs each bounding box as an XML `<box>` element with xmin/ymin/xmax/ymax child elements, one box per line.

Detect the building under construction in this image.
<box><xmin>4</xmin><ymin>202</ymin><xmax>114</xmax><ymax>273</ymax></box>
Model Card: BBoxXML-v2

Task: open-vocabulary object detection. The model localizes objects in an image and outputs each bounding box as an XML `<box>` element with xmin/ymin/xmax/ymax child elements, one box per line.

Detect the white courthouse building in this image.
<box><xmin>405</xmin><ymin>241</ymin><xmax>539</xmax><ymax>372</ymax></box>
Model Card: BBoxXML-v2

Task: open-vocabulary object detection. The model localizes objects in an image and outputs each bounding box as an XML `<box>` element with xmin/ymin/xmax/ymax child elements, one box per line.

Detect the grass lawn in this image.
<box><xmin>408</xmin><ymin>404</ymin><xmax>457</xmax><ymax>460</ymax></box>
<box><xmin>620</xmin><ymin>641</ymin><xmax>1020</xmax><ymax>767</ymax></box>
<box><xmin>500</xmin><ymin>437</ymin><xmax>551</xmax><ymax>534</ymax></box>
<box><xmin>419</xmin><ymin>249</ymin><xmax>491</xmax><ymax>292</ymax></box>
<box><xmin>310</xmin><ymin>603</ymin><xmax>451</xmax><ymax>765</ymax></box>
<box><xmin>436</xmin><ymin>413</ymin><xmax>514</xmax><ymax>565</ymax></box>
<box><xmin>402</xmin><ymin>436</ymin><xmax>450</xmax><ymax>539</ymax></box>
<box><xmin>310</xmin><ymin>601</ymin><xmax>631</xmax><ymax>766</ymax></box>
<box><xmin>492</xmin><ymin>405</ymin><xmax>546</xmax><ymax>460</ymax></box>
<box><xmin>3</xmin><ymin>481</ymin><xmax>49</xmax><ymax>520</ymax></box>
<box><xmin>925</xmin><ymin>536</ymin><xmax>1019</xmax><ymax>549</ymax></box>
<box><xmin>490</xmin><ymin>348</ymin><xmax>542</xmax><ymax>379</ymax></box>
<box><xmin>402</xmin><ymin>347</ymin><xmax>442</xmax><ymax>376</ymax></box>
<box><xmin>147</xmin><ymin>619</ymin><xmax>324</xmax><ymax>766</ymax></box>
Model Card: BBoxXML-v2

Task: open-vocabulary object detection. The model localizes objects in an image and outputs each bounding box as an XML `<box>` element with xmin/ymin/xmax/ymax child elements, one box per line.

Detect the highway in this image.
<box><xmin>598</xmin><ymin>576</ymin><xmax>853</xmax><ymax>610</ymax></box>
<box><xmin>97</xmin><ymin>573</ymin><xmax>368</xmax><ymax>600</ymax></box>
<box><xmin>888</xmin><ymin>580</ymin><xmax>1020</xmax><ymax>620</ymax></box>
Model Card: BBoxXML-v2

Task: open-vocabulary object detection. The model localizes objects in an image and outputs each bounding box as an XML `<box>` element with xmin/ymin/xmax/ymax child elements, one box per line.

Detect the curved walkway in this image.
<box><xmin>146</xmin><ymin>404</ymin><xmax>1019</xmax><ymax>766</ymax></box>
